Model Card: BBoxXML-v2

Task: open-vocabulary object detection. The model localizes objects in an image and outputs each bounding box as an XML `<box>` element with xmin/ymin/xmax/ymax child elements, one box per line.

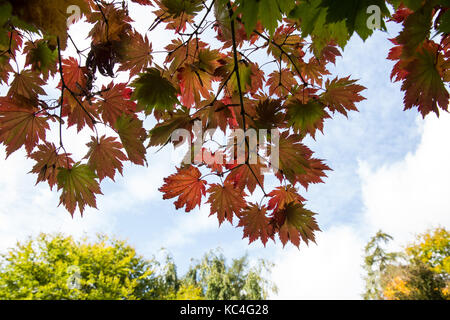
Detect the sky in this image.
<box><xmin>0</xmin><ymin>3</ymin><xmax>449</xmax><ymax>300</ymax></box>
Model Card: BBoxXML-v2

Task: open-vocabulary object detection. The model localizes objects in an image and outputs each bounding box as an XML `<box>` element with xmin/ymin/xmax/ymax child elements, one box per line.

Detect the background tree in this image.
<box><xmin>0</xmin><ymin>1</ymin><xmax>448</xmax><ymax>247</ymax></box>
<box><xmin>0</xmin><ymin>233</ymin><xmax>274</xmax><ymax>300</ymax></box>
<box><xmin>183</xmin><ymin>250</ymin><xmax>276</xmax><ymax>300</ymax></box>
<box><xmin>363</xmin><ymin>227</ymin><xmax>450</xmax><ymax>300</ymax></box>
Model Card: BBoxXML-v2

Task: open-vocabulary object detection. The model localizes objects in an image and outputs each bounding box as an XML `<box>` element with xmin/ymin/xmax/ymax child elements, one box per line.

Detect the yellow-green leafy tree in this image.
<box><xmin>0</xmin><ymin>233</ymin><xmax>273</xmax><ymax>300</ymax></box>
<box><xmin>363</xmin><ymin>227</ymin><xmax>450</xmax><ymax>300</ymax></box>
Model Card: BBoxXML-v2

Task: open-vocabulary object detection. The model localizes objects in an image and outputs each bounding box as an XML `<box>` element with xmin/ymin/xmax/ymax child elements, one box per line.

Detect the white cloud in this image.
<box><xmin>271</xmin><ymin>226</ymin><xmax>365</xmax><ymax>300</ymax></box>
<box><xmin>359</xmin><ymin>112</ymin><xmax>450</xmax><ymax>246</ymax></box>
<box><xmin>271</xmin><ymin>112</ymin><xmax>450</xmax><ymax>300</ymax></box>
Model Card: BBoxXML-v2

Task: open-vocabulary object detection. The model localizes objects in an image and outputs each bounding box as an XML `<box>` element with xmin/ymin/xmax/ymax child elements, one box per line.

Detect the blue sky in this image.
<box><xmin>0</xmin><ymin>3</ymin><xmax>449</xmax><ymax>299</ymax></box>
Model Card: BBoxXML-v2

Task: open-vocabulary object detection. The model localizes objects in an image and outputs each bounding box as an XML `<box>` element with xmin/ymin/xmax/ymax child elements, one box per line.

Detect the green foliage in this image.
<box><xmin>363</xmin><ymin>228</ymin><xmax>450</xmax><ymax>300</ymax></box>
<box><xmin>0</xmin><ymin>234</ymin><xmax>274</xmax><ymax>300</ymax></box>
<box><xmin>0</xmin><ymin>233</ymin><xmax>155</xmax><ymax>300</ymax></box>
<box><xmin>183</xmin><ymin>250</ymin><xmax>277</xmax><ymax>300</ymax></box>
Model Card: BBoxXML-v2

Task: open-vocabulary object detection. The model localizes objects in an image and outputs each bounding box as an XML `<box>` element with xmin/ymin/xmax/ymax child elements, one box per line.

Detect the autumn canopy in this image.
<box><xmin>0</xmin><ymin>0</ymin><xmax>448</xmax><ymax>247</ymax></box>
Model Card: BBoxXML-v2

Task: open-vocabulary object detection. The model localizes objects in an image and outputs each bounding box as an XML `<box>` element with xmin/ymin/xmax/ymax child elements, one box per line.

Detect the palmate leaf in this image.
<box><xmin>286</xmin><ymin>99</ymin><xmax>330</xmax><ymax>138</ymax></box>
<box><xmin>267</xmin><ymin>185</ymin><xmax>306</xmax><ymax>212</ymax></box>
<box><xmin>148</xmin><ymin>108</ymin><xmax>192</xmax><ymax>147</ymax></box>
<box><xmin>237</xmin><ymin>204</ymin><xmax>273</xmax><ymax>246</ymax></box>
<box><xmin>401</xmin><ymin>41</ymin><xmax>449</xmax><ymax>117</ymax></box>
<box><xmin>131</xmin><ymin>68</ymin><xmax>179</xmax><ymax>114</ymax></box>
<box><xmin>207</xmin><ymin>181</ymin><xmax>247</xmax><ymax>225</ymax></box>
<box><xmin>23</xmin><ymin>39</ymin><xmax>57</xmax><ymax>81</ymax></box>
<box><xmin>118</xmin><ymin>31</ymin><xmax>153</xmax><ymax>79</ymax></box>
<box><xmin>98</xmin><ymin>82</ymin><xmax>136</xmax><ymax>127</ymax></box>
<box><xmin>274</xmin><ymin>202</ymin><xmax>320</xmax><ymax>248</ymax></box>
<box><xmin>29</xmin><ymin>142</ymin><xmax>74</xmax><ymax>189</ymax></box>
<box><xmin>318</xmin><ymin>0</ymin><xmax>390</xmax><ymax>40</ymax></box>
<box><xmin>320</xmin><ymin>76</ymin><xmax>366</xmax><ymax>117</ymax></box>
<box><xmin>159</xmin><ymin>166</ymin><xmax>207</xmax><ymax>212</ymax></box>
<box><xmin>8</xmin><ymin>70</ymin><xmax>46</xmax><ymax>105</ymax></box>
<box><xmin>84</xmin><ymin>135</ymin><xmax>127</xmax><ymax>181</ymax></box>
<box><xmin>0</xmin><ymin>104</ymin><xmax>49</xmax><ymax>157</ymax></box>
<box><xmin>57</xmin><ymin>163</ymin><xmax>102</xmax><ymax>216</ymax></box>
<box><xmin>115</xmin><ymin>115</ymin><xmax>147</xmax><ymax>165</ymax></box>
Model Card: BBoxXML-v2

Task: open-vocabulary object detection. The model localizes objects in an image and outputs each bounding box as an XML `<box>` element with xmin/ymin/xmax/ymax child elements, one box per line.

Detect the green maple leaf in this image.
<box><xmin>289</xmin><ymin>0</ymin><xmax>350</xmax><ymax>53</ymax></box>
<box><xmin>131</xmin><ymin>68</ymin><xmax>179</xmax><ymax>115</ymax></box>
<box><xmin>148</xmin><ymin>108</ymin><xmax>192</xmax><ymax>147</ymax></box>
<box><xmin>24</xmin><ymin>40</ymin><xmax>57</xmax><ymax>80</ymax></box>
<box><xmin>57</xmin><ymin>163</ymin><xmax>102</xmax><ymax>216</ymax></box>
<box><xmin>286</xmin><ymin>100</ymin><xmax>329</xmax><ymax>139</ymax></box>
<box><xmin>276</xmin><ymin>202</ymin><xmax>320</xmax><ymax>248</ymax></box>
<box><xmin>319</xmin><ymin>0</ymin><xmax>390</xmax><ymax>40</ymax></box>
<box><xmin>236</xmin><ymin>0</ymin><xmax>285</xmax><ymax>35</ymax></box>
<box><xmin>115</xmin><ymin>115</ymin><xmax>147</xmax><ymax>165</ymax></box>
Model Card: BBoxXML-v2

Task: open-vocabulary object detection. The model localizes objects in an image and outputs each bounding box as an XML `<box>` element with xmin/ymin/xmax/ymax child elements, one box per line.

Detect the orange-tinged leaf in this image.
<box><xmin>320</xmin><ymin>76</ymin><xmax>366</xmax><ymax>117</ymax></box>
<box><xmin>267</xmin><ymin>69</ymin><xmax>297</xmax><ymax>98</ymax></box>
<box><xmin>29</xmin><ymin>142</ymin><xmax>74</xmax><ymax>189</ymax></box>
<box><xmin>84</xmin><ymin>135</ymin><xmax>127</xmax><ymax>181</ymax></box>
<box><xmin>274</xmin><ymin>202</ymin><xmax>320</xmax><ymax>248</ymax></box>
<box><xmin>225</xmin><ymin>162</ymin><xmax>266</xmax><ymax>194</ymax></box>
<box><xmin>207</xmin><ymin>181</ymin><xmax>247</xmax><ymax>225</ymax></box>
<box><xmin>57</xmin><ymin>163</ymin><xmax>102</xmax><ymax>216</ymax></box>
<box><xmin>61</xmin><ymin>57</ymin><xmax>89</xmax><ymax>94</ymax></box>
<box><xmin>0</xmin><ymin>106</ymin><xmax>49</xmax><ymax>157</ymax></box>
<box><xmin>159</xmin><ymin>166</ymin><xmax>207</xmax><ymax>212</ymax></box>
<box><xmin>401</xmin><ymin>41</ymin><xmax>449</xmax><ymax>117</ymax></box>
<box><xmin>118</xmin><ymin>31</ymin><xmax>153</xmax><ymax>78</ymax></box>
<box><xmin>267</xmin><ymin>185</ymin><xmax>306</xmax><ymax>212</ymax></box>
<box><xmin>98</xmin><ymin>82</ymin><xmax>136</xmax><ymax>126</ymax></box>
<box><xmin>8</xmin><ymin>70</ymin><xmax>46</xmax><ymax>105</ymax></box>
<box><xmin>238</xmin><ymin>204</ymin><xmax>273</xmax><ymax>246</ymax></box>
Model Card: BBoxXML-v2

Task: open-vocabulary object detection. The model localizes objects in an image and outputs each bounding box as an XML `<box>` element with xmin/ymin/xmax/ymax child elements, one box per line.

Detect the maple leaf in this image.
<box><xmin>199</xmin><ymin>99</ymin><xmax>234</xmax><ymax>133</ymax></box>
<box><xmin>251</xmin><ymin>99</ymin><xmax>285</xmax><ymax>130</ymax></box>
<box><xmin>319</xmin><ymin>0</ymin><xmax>390</xmax><ymax>40</ymax></box>
<box><xmin>29</xmin><ymin>142</ymin><xmax>74</xmax><ymax>189</ymax></box>
<box><xmin>153</xmin><ymin>0</ymin><xmax>203</xmax><ymax>31</ymax></box>
<box><xmin>286</xmin><ymin>99</ymin><xmax>330</xmax><ymax>138</ymax></box>
<box><xmin>23</xmin><ymin>40</ymin><xmax>57</xmax><ymax>81</ymax></box>
<box><xmin>273</xmin><ymin>132</ymin><xmax>313</xmax><ymax>185</ymax></box>
<box><xmin>84</xmin><ymin>135</ymin><xmax>127</xmax><ymax>181</ymax></box>
<box><xmin>320</xmin><ymin>76</ymin><xmax>366</xmax><ymax>117</ymax></box>
<box><xmin>207</xmin><ymin>181</ymin><xmax>247</xmax><ymax>225</ymax></box>
<box><xmin>10</xmin><ymin>0</ymin><xmax>90</xmax><ymax>50</ymax></box>
<box><xmin>118</xmin><ymin>31</ymin><xmax>153</xmax><ymax>78</ymax></box>
<box><xmin>401</xmin><ymin>41</ymin><xmax>449</xmax><ymax>117</ymax></box>
<box><xmin>267</xmin><ymin>185</ymin><xmax>306</xmax><ymax>212</ymax></box>
<box><xmin>61</xmin><ymin>57</ymin><xmax>89</xmax><ymax>95</ymax></box>
<box><xmin>176</xmin><ymin>48</ymin><xmax>221</xmax><ymax>108</ymax></box>
<box><xmin>225</xmin><ymin>162</ymin><xmax>266</xmax><ymax>194</ymax></box>
<box><xmin>8</xmin><ymin>70</ymin><xmax>46</xmax><ymax>106</ymax></box>
<box><xmin>237</xmin><ymin>204</ymin><xmax>273</xmax><ymax>246</ymax></box>
<box><xmin>159</xmin><ymin>166</ymin><xmax>207</xmax><ymax>212</ymax></box>
<box><xmin>88</xmin><ymin>3</ymin><xmax>132</xmax><ymax>44</ymax></box>
<box><xmin>294</xmin><ymin>157</ymin><xmax>331</xmax><ymax>190</ymax></box>
<box><xmin>98</xmin><ymin>82</ymin><xmax>136</xmax><ymax>126</ymax></box>
<box><xmin>267</xmin><ymin>69</ymin><xmax>297</xmax><ymax>98</ymax></box>
<box><xmin>148</xmin><ymin>108</ymin><xmax>192</xmax><ymax>147</ymax></box>
<box><xmin>115</xmin><ymin>115</ymin><xmax>147</xmax><ymax>166</ymax></box>
<box><xmin>0</xmin><ymin>106</ymin><xmax>49</xmax><ymax>157</ymax></box>
<box><xmin>62</xmin><ymin>97</ymin><xmax>97</xmax><ymax>132</ymax></box>
<box><xmin>57</xmin><ymin>163</ymin><xmax>102</xmax><ymax>216</ymax></box>
<box><xmin>273</xmin><ymin>202</ymin><xmax>320</xmax><ymax>248</ymax></box>
<box><xmin>131</xmin><ymin>68</ymin><xmax>179</xmax><ymax>114</ymax></box>
<box><xmin>396</xmin><ymin>3</ymin><xmax>433</xmax><ymax>57</ymax></box>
